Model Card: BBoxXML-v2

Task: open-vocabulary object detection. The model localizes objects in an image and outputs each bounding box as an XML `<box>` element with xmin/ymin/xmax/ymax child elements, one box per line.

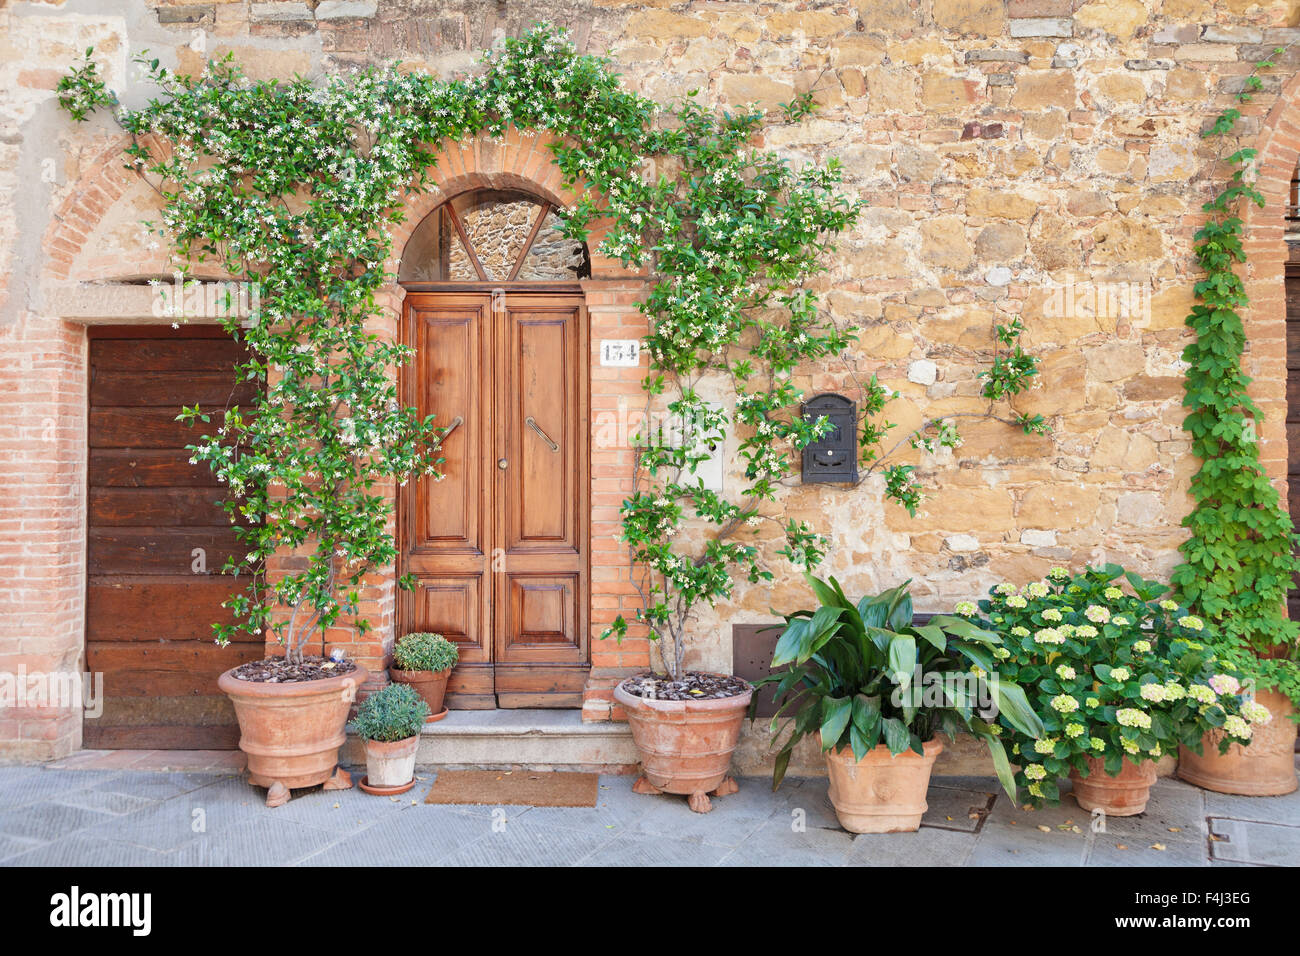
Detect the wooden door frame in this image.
<box><xmin>397</xmin><ymin>286</ymin><xmax>592</xmax><ymax>708</ymax></box>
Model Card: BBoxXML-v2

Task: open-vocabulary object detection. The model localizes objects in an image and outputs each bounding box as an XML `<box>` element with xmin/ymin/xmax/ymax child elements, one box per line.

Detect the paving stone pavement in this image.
<box><xmin>0</xmin><ymin>761</ymin><xmax>1296</xmax><ymax>866</ymax></box>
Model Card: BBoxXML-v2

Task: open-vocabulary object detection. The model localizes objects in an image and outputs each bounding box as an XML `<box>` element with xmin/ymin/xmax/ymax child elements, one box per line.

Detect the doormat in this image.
<box><xmin>424</xmin><ymin>770</ymin><xmax>599</xmax><ymax>807</ymax></box>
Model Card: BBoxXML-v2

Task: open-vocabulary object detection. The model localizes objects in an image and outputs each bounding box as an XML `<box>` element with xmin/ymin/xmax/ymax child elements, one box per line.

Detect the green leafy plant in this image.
<box><xmin>393</xmin><ymin>632</ymin><xmax>459</xmax><ymax>673</ymax></box>
<box><xmin>352</xmin><ymin>682</ymin><xmax>430</xmax><ymax>743</ymax></box>
<box><xmin>1173</xmin><ymin>47</ymin><xmax>1300</xmax><ymax>709</ymax></box>
<box><xmin>974</xmin><ymin>565</ymin><xmax>1272</xmax><ymax>807</ymax></box>
<box><xmin>57</xmin><ymin>25</ymin><xmax>1042</xmax><ymax>680</ymax></box>
<box><xmin>755</xmin><ymin>573</ymin><xmax>1045</xmax><ymax>799</ymax></box>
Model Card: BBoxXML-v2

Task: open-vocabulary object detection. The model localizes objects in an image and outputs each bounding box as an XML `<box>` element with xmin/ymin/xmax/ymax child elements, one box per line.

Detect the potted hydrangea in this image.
<box><xmin>352</xmin><ymin>683</ymin><xmax>431</xmax><ymax>796</ymax></box>
<box><xmin>971</xmin><ymin>565</ymin><xmax>1268</xmax><ymax>815</ymax></box>
<box><xmin>389</xmin><ymin>632</ymin><xmax>459</xmax><ymax>722</ymax></box>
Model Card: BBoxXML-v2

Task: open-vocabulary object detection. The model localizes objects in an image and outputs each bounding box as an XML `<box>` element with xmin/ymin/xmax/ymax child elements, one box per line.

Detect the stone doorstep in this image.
<box><xmin>341</xmin><ymin>708</ymin><xmax>639</xmax><ymax>770</ymax></box>
<box><xmin>42</xmin><ymin>749</ymin><xmax>247</xmax><ymax>773</ymax></box>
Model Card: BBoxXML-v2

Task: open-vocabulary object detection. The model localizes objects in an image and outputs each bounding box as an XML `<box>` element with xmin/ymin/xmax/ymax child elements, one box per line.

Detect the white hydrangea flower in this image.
<box><xmin>1085</xmin><ymin>605</ymin><xmax>1110</xmax><ymax>624</ymax></box>
<box><xmin>1139</xmin><ymin>683</ymin><xmax>1166</xmax><ymax>703</ymax></box>
<box><xmin>1116</xmin><ymin>708</ymin><xmax>1151</xmax><ymax>729</ymax></box>
<box><xmin>1224</xmin><ymin>715</ymin><xmax>1252</xmax><ymax>739</ymax></box>
<box><xmin>1242</xmin><ymin>701</ymin><xmax>1272</xmax><ymax>724</ymax></box>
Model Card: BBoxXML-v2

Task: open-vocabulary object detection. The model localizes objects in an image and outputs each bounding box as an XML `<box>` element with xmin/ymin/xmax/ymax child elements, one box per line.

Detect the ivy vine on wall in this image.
<box><xmin>1173</xmin><ymin>47</ymin><xmax>1300</xmax><ymax>708</ymax></box>
<box><xmin>58</xmin><ymin>25</ymin><xmax>1039</xmax><ymax>674</ymax></box>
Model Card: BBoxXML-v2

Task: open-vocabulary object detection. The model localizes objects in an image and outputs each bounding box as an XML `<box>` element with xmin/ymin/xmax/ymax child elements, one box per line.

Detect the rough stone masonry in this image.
<box><xmin>2</xmin><ymin>0</ymin><xmax>1300</xmax><ymax>759</ymax></box>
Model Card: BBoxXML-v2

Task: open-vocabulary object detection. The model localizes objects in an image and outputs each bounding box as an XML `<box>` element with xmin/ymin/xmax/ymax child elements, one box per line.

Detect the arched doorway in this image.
<box><xmin>398</xmin><ymin>189</ymin><xmax>592</xmax><ymax>708</ymax></box>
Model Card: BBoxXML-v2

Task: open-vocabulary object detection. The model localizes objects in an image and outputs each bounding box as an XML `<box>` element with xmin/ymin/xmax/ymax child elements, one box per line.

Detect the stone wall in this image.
<box><xmin>2</xmin><ymin>0</ymin><xmax>1300</xmax><ymax>757</ymax></box>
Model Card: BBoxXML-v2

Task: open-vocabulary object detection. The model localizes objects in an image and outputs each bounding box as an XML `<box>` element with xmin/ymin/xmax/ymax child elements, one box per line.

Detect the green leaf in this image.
<box><xmin>881</xmin><ymin>716</ymin><xmax>911</xmax><ymax>755</ymax></box>
<box><xmin>819</xmin><ymin>695</ymin><xmax>852</xmax><ymax>751</ymax></box>
<box><xmin>887</xmin><ymin>633</ymin><xmax>916</xmax><ymax>689</ymax></box>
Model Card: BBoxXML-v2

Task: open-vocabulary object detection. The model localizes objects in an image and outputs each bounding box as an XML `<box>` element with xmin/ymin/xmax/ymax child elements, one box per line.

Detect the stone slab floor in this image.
<box><xmin>0</xmin><ymin>760</ymin><xmax>1296</xmax><ymax>866</ymax></box>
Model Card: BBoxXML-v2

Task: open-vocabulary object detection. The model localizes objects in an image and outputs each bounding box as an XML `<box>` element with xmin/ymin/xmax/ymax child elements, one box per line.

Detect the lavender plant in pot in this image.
<box><xmin>352</xmin><ymin>682</ymin><xmax>431</xmax><ymax>796</ymax></box>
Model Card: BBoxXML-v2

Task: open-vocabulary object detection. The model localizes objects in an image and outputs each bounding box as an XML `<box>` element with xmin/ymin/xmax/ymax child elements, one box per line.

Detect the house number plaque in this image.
<box><xmin>600</xmin><ymin>339</ymin><xmax>641</xmax><ymax>367</ymax></box>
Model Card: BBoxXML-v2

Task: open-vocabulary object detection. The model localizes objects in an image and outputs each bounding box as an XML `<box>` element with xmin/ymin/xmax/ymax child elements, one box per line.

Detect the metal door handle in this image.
<box><xmin>442</xmin><ymin>415</ymin><xmax>463</xmax><ymax>441</ymax></box>
<box><xmin>525</xmin><ymin>416</ymin><xmax>559</xmax><ymax>453</ymax></box>
<box><xmin>498</xmin><ymin>458</ymin><xmax>509</xmax><ymax>470</ymax></box>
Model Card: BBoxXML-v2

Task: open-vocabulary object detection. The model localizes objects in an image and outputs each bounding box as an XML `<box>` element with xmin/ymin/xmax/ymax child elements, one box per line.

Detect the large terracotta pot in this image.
<box><xmin>389</xmin><ymin>666</ymin><xmax>452</xmax><ymax>721</ymax></box>
<box><xmin>614</xmin><ymin>676</ymin><xmax>753</xmax><ymax>813</ymax></box>
<box><xmin>1178</xmin><ymin>690</ymin><xmax>1298</xmax><ymax>796</ymax></box>
<box><xmin>1070</xmin><ymin>756</ymin><xmax>1156</xmax><ymax>816</ymax></box>
<box><xmin>823</xmin><ymin>738</ymin><xmax>944</xmax><ymax>833</ymax></box>
<box><xmin>363</xmin><ymin>735</ymin><xmax>419</xmax><ymax>791</ymax></box>
<box><xmin>218</xmin><ymin>663</ymin><xmax>368</xmax><ymax>792</ymax></box>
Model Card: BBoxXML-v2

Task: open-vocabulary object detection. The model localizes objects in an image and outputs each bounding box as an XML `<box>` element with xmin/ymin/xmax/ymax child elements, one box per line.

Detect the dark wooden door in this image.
<box><xmin>85</xmin><ymin>326</ymin><xmax>260</xmax><ymax>748</ymax></box>
<box><xmin>1286</xmin><ymin>247</ymin><xmax>1300</xmax><ymax>621</ymax></box>
<box><xmin>400</xmin><ymin>292</ymin><xmax>589</xmax><ymax>708</ymax></box>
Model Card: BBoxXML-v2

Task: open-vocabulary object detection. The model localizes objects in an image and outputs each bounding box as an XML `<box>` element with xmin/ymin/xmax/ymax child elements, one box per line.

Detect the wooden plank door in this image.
<box><xmin>1285</xmin><ymin>248</ymin><xmax>1300</xmax><ymax>621</ymax></box>
<box><xmin>85</xmin><ymin>326</ymin><xmax>260</xmax><ymax>748</ymax></box>
<box><xmin>400</xmin><ymin>292</ymin><xmax>589</xmax><ymax>708</ymax></box>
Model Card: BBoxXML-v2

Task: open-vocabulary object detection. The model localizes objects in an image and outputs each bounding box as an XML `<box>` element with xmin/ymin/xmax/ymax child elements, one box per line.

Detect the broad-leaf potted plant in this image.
<box><xmin>389</xmin><ymin>632</ymin><xmax>459</xmax><ymax>722</ymax></box>
<box><xmin>975</xmin><ymin>565</ymin><xmax>1268</xmax><ymax>815</ymax></box>
<box><xmin>353</xmin><ymin>683</ymin><xmax>430</xmax><ymax>795</ymax></box>
<box><xmin>756</xmin><ymin>573</ymin><xmax>1045</xmax><ymax>833</ymax></box>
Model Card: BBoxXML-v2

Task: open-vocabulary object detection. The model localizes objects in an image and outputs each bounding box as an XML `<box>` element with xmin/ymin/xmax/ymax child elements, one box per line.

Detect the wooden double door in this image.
<box><xmin>400</xmin><ymin>291</ymin><xmax>590</xmax><ymax>707</ymax></box>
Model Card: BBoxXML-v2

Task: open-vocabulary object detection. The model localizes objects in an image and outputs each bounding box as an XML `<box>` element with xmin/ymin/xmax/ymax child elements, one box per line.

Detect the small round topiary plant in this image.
<box><xmin>353</xmin><ymin>683</ymin><xmax>430</xmax><ymax>743</ymax></box>
<box><xmin>393</xmin><ymin>632</ymin><xmax>459</xmax><ymax>673</ymax></box>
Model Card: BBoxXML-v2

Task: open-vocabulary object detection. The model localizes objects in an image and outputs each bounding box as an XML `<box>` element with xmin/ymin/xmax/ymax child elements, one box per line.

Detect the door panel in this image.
<box><xmin>400</xmin><ymin>291</ymin><xmax>589</xmax><ymax>708</ymax></box>
<box><xmin>401</xmin><ymin>296</ymin><xmax>495</xmax><ymax>707</ymax></box>
<box><xmin>506</xmin><ymin>310</ymin><xmax>579</xmax><ymax>550</ymax></box>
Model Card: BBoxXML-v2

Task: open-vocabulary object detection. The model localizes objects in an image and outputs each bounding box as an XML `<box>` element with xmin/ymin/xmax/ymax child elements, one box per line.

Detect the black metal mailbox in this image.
<box><xmin>800</xmin><ymin>393</ymin><xmax>858</xmax><ymax>484</ymax></box>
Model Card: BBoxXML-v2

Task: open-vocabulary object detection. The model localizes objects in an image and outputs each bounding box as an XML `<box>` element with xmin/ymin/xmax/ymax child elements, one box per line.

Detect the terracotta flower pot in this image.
<box><xmin>1070</xmin><ymin>756</ymin><xmax>1156</xmax><ymax>816</ymax></box>
<box><xmin>363</xmin><ymin>735</ymin><xmax>420</xmax><ymax>790</ymax></box>
<box><xmin>823</xmin><ymin>738</ymin><xmax>944</xmax><ymax>833</ymax></box>
<box><xmin>389</xmin><ymin>666</ymin><xmax>451</xmax><ymax>721</ymax></box>
<box><xmin>613</xmin><ymin>676</ymin><xmax>753</xmax><ymax>813</ymax></box>
<box><xmin>218</xmin><ymin>663</ymin><xmax>368</xmax><ymax>793</ymax></box>
<box><xmin>1178</xmin><ymin>690</ymin><xmax>1298</xmax><ymax>796</ymax></box>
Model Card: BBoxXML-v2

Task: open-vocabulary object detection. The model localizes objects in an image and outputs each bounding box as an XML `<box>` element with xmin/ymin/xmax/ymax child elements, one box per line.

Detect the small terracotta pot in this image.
<box><xmin>1178</xmin><ymin>690</ymin><xmax>1298</xmax><ymax>796</ymax></box>
<box><xmin>823</xmin><ymin>738</ymin><xmax>944</xmax><ymax>833</ymax></box>
<box><xmin>218</xmin><ymin>663</ymin><xmax>368</xmax><ymax>791</ymax></box>
<box><xmin>1070</xmin><ymin>756</ymin><xmax>1156</xmax><ymax>816</ymax></box>
<box><xmin>614</xmin><ymin>676</ymin><xmax>753</xmax><ymax>813</ymax></box>
<box><xmin>389</xmin><ymin>666</ymin><xmax>452</xmax><ymax>721</ymax></box>
<box><xmin>363</xmin><ymin>734</ymin><xmax>420</xmax><ymax>790</ymax></box>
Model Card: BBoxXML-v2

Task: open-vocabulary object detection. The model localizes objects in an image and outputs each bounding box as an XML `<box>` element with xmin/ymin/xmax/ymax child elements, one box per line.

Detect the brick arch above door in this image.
<box><xmin>386</xmin><ymin>125</ymin><xmax>639</xmax><ymax>283</ymax></box>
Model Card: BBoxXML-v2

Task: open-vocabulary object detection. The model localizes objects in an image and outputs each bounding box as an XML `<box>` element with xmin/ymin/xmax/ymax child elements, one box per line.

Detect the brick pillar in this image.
<box><xmin>581</xmin><ymin>278</ymin><xmax>652</xmax><ymax>721</ymax></box>
<box><xmin>259</xmin><ymin>288</ymin><xmax>402</xmax><ymax>694</ymax></box>
<box><xmin>0</xmin><ymin>314</ymin><xmax>87</xmax><ymax>760</ymax></box>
